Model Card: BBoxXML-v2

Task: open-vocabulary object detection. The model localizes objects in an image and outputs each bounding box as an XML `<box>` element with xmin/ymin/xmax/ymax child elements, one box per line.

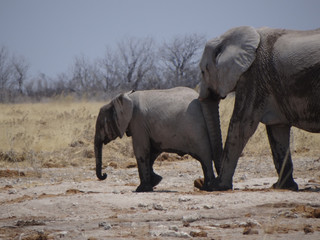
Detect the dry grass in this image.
<box><xmin>0</xmin><ymin>99</ymin><xmax>135</xmax><ymax>170</ymax></box>
<box><xmin>0</xmin><ymin>96</ymin><xmax>319</xmax><ymax>170</ymax></box>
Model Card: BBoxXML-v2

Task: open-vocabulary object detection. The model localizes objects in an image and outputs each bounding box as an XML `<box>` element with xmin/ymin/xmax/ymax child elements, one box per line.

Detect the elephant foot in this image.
<box><xmin>136</xmin><ymin>183</ymin><xmax>153</xmax><ymax>192</ymax></box>
<box><xmin>194</xmin><ymin>178</ymin><xmax>232</xmax><ymax>191</ymax></box>
<box><xmin>151</xmin><ymin>173</ymin><xmax>162</xmax><ymax>187</ymax></box>
<box><xmin>272</xmin><ymin>179</ymin><xmax>298</xmax><ymax>191</ymax></box>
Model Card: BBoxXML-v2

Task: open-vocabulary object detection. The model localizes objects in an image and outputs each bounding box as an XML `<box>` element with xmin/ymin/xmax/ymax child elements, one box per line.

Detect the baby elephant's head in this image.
<box><xmin>94</xmin><ymin>93</ymin><xmax>133</xmax><ymax>180</ymax></box>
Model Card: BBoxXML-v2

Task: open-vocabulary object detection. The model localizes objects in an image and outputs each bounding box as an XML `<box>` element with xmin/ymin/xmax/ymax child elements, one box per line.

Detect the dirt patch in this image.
<box><xmin>1</xmin><ymin>158</ymin><xmax>320</xmax><ymax>239</ymax></box>
<box><xmin>293</xmin><ymin>205</ymin><xmax>320</xmax><ymax>218</ymax></box>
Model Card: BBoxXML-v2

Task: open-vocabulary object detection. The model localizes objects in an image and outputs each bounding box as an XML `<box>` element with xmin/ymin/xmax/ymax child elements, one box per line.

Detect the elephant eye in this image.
<box><xmin>205</xmin><ymin>64</ymin><xmax>209</xmax><ymax>71</ymax></box>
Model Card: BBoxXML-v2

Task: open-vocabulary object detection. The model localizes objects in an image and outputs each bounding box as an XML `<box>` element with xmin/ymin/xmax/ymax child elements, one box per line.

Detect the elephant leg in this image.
<box><xmin>217</xmin><ymin>98</ymin><xmax>261</xmax><ymax>190</ymax></box>
<box><xmin>217</xmin><ymin>120</ymin><xmax>259</xmax><ymax>190</ymax></box>
<box><xmin>135</xmin><ymin>154</ymin><xmax>153</xmax><ymax>192</ymax></box>
<box><xmin>132</xmin><ymin>136</ymin><xmax>153</xmax><ymax>192</ymax></box>
<box><xmin>197</xmin><ymin>153</ymin><xmax>216</xmax><ymax>191</ymax></box>
<box><xmin>266</xmin><ymin>125</ymin><xmax>298</xmax><ymax>191</ymax></box>
<box><xmin>150</xmin><ymin>151</ymin><xmax>162</xmax><ymax>187</ymax></box>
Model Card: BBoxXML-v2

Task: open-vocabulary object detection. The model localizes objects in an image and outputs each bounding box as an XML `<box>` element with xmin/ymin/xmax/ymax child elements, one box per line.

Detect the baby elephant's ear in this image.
<box><xmin>112</xmin><ymin>93</ymin><xmax>133</xmax><ymax>138</ymax></box>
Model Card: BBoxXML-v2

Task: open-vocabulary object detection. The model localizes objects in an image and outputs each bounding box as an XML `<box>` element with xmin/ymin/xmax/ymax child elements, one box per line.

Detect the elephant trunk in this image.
<box><xmin>94</xmin><ymin>137</ymin><xmax>107</xmax><ymax>180</ymax></box>
<box><xmin>200</xmin><ymin>98</ymin><xmax>223</xmax><ymax>175</ymax></box>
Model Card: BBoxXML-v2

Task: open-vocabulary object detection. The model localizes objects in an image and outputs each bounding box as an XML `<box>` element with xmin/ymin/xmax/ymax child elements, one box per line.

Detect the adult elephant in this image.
<box><xmin>199</xmin><ymin>26</ymin><xmax>320</xmax><ymax>191</ymax></box>
<box><xmin>94</xmin><ymin>87</ymin><xmax>222</xmax><ymax>192</ymax></box>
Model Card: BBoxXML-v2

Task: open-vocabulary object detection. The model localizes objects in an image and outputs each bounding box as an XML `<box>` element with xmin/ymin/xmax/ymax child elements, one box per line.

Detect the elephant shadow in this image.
<box><xmin>132</xmin><ymin>189</ymin><xmax>178</xmax><ymax>193</ymax></box>
<box><xmin>298</xmin><ymin>186</ymin><xmax>320</xmax><ymax>192</ymax></box>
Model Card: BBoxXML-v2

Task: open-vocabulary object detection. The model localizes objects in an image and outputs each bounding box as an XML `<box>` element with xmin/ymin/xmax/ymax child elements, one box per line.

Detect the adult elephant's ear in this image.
<box><xmin>215</xmin><ymin>26</ymin><xmax>260</xmax><ymax>97</ymax></box>
<box><xmin>112</xmin><ymin>93</ymin><xmax>133</xmax><ymax>138</ymax></box>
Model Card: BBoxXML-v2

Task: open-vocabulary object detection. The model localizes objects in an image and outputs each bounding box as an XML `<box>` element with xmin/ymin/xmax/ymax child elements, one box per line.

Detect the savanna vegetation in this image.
<box><xmin>1</xmin><ymin>95</ymin><xmax>319</xmax><ymax>174</ymax></box>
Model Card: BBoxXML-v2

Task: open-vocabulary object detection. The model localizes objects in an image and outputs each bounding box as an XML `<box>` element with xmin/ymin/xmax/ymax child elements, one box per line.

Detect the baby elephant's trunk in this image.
<box><xmin>94</xmin><ymin>138</ymin><xmax>107</xmax><ymax>180</ymax></box>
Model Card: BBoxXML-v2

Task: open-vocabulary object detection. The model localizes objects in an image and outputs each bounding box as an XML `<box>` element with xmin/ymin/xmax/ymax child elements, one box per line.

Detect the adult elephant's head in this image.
<box><xmin>94</xmin><ymin>93</ymin><xmax>133</xmax><ymax>180</ymax></box>
<box><xmin>199</xmin><ymin>26</ymin><xmax>260</xmax><ymax>100</ymax></box>
<box><xmin>197</xmin><ymin>26</ymin><xmax>260</xmax><ymax>178</ymax></box>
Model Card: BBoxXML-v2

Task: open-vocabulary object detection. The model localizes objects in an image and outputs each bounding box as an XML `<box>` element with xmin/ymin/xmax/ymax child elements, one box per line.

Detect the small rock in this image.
<box><xmin>239</xmin><ymin>222</ymin><xmax>248</xmax><ymax>227</ymax></box>
<box><xmin>182</xmin><ymin>214</ymin><xmax>201</xmax><ymax>223</ymax></box>
<box><xmin>160</xmin><ymin>231</ymin><xmax>190</xmax><ymax>238</ymax></box>
<box><xmin>243</xmin><ymin>227</ymin><xmax>259</xmax><ymax>235</ymax></box>
<box><xmin>161</xmin><ymin>153</ymin><xmax>169</xmax><ymax>160</ymax></box>
<box><xmin>70</xmin><ymin>140</ymin><xmax>84</xmax><ymax>147</ymax></box>
<box><xmin>189</xmin><ymin>206</ymin><xmax>200</xmax><ymax>210</ymax></box>
<box><xmin>220</xmin><ymin>223</ymin><xmax>231</xmax><ymax>228</ymax></box>
<box><xmin>108</xmin><ymin>162</ymin><xmax>118</xmax><ymax>168</ymax></box>
<box><xmin>138</xmin><ymin>203</ymin><xmax>148</xmax><ymax>208</ymax></box>
<box><xmin>240</xmin><ymin>174</ymin><xmax>247</xmax><ymax>181</ymax></box>
<box><xmin>57</xmin><ymin>231</ymin><xmax>68</xmax><ymax>237</ymax></box>
<box><xmin>169</xmin><ymin>226</ymin><xmax>179</xmax><ymax>232</ymax></box>
<box><xmin>246</xmin><ymin>218</ymin><xmax>261</xmax><ymax>227</ymax></box>
<box><xmin>153</xmin><ymin>203</ymin><xmax>164</xmax><ymax>211</ymax></box>
<box><xmin>179</xmin><ymin>197</ymin><xmax>191</xmax><ymax>202</ymax></box>
<box><xmin>190</xmin><ymin>230</ymin><xmax>208</xmax><ymax>237</ymax></box>
<box><xmin>311</xmin><ymin>208</ymin><xmax>320</xmax><ymax>218</ymax></box>
<box><xmin>183</xmin><ymin>222</ymin><xmax>190</xmax><ymax>227</ymax></box>
<box><xmin>8</xmin><ymin>189</ymin><xmax>17</xmax><ymax>194</ymax></box>
<box><xmin>99</xmin><ymin>222</ymin><xmax>112</xmax><ymax>230</ymax></box>
<box><xmin>304</xmin><ymin>224</ymin><xmax>314</xmax><ymax>234</ymax></box>
<box><xmin>203</xmin><ymin>205</ymin><xmax>214</xmax><ymax>209</ymax></box>
<box><xmin>126</xmin><ymin>163</ymin><xmax>137</xmax><ymax>168</ymax></box>
<box><xmin>278</xmin><ymin>210</ymin><xmax>298</xmax><ymax>218</ymax></box>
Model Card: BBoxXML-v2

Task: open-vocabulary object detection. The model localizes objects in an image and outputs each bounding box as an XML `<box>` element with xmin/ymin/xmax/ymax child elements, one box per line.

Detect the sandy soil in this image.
<box><xmin>0</xmin><ymin>155</ymin><xmax>319</xmax><ymax>240</ymax></box>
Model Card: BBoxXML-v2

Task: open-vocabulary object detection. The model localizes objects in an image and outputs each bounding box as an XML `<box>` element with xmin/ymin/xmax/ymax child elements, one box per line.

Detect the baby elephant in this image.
<box><xmin>94</xmin><ymin>87</ymin><xmax>222</xmax><ymax>192</ymax></box>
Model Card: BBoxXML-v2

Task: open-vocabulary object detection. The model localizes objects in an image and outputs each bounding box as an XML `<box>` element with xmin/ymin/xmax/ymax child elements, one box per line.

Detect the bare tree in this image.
<box><xmin>117</xmin><ymin>37</ymin><xmax>156</xmax><ymax>90</ymax></box>
<box><xmin>69</xmin><ymin>55</ymin><xmax>102</xmax><ymax>94</ymax></box>
<box><xmin>159</xmin><ymin>34</ymin><xmax>206</xmax><ymax>88</ymax></box>
<box><xmin>99</xmin><ymin>47</ymin><xmax>122</xmax><ymax>93</ymax></box>
<box><xmin>0</xmin><ymin>46</ymin><xmax>13</xmax><ymax>101</ymax></box>
<box><xmin>12</xmin><ymin>55</ymin><xmax>29</xmax><ymax>94</ymax></box>
<box><xmin>100</xmin><ymin>37</ymin><xmax>158</xmax><ymax>93</ymax></box>
<box><xmin>0</xmin><ymin>34</ymin><xmax>208</xmax><ymax>102</ymax></box>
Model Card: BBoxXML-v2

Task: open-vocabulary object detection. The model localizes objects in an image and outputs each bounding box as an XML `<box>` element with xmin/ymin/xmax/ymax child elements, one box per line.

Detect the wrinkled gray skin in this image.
<box><xmin>199</xmin><ymin>26</ymin><xmax>320</xmax><ymax>191</ymax></box>
<box><xmin>94</xmin><ymin>87</ymin><xmax>222</xmax><ymax>192</ymax></box>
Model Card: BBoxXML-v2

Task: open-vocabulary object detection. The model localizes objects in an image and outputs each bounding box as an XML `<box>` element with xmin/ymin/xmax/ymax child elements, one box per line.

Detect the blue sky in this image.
<box><xmin>0</xmin><ymin>0</ymin><xmax>319</xmax><ymax>78</ymax></box>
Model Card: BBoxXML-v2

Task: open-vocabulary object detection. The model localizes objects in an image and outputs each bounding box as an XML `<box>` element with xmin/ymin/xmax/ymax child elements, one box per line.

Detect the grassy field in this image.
<box><xmin>0</xmin><ymin>96</ymin><xmax>319</xmax><ymax>171</ymax></box>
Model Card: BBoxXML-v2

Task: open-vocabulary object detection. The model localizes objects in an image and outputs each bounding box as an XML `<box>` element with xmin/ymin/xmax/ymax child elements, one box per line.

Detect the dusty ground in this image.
<box><xmin>0</xmin><ymin>154</ymin><xmax>320</xmax><ymax>240</ymax></box>
<box><xmin>0</xmin><ymin>99</ymin><xmax>320</xmax><ymax>239</ymax></box>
